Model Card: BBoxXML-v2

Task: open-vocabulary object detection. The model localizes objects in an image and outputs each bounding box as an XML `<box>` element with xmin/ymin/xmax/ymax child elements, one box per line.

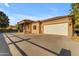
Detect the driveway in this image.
<box><xmin>3</xmin><ymin>33</ymin><xmax>79</xmax><ymax>56</ymax></box>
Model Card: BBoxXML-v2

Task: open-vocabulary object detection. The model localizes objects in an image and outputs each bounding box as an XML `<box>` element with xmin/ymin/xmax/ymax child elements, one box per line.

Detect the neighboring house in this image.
<box><xmin>17</xmin><ymin>16</ymin><xmax>73</xmax><ymax>37</ymax></box>
<box><xmin>7</xmin><ymin>25</ymin><xmax>17</xmax><ymax>30</ymax></box>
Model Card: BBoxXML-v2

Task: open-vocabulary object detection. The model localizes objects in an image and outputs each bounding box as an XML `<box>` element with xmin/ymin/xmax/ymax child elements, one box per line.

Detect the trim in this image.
<box><xmin>41</xmin><ymin>16</ymin><xmax>72</xmax><ymax>22</ymax></box>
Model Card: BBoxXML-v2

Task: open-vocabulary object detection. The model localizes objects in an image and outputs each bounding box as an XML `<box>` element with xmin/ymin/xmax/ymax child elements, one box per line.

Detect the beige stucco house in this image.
<box><xmin>17</xmin><ymin>16</ymin><xmax>73</xmax><ymax>37</ymax></box>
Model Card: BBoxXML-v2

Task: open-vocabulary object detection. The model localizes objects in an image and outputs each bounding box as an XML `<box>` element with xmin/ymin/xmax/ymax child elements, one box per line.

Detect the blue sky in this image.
<box><xmin>0</xmin><ymin>3</ymin><xmax>71</xmax><ymax>25</ymax></box>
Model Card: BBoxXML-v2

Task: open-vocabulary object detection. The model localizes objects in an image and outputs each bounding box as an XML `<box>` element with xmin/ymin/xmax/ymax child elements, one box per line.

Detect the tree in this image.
<box><xmin>0</xmin><ymin>11</ymin><xmax>9</xmax><ymax>28</ymax></box>
<box><xmin>70</xmin><ymin>3</ymin><xmax>79</xmax><ymax>28</ymax></box>
<box><xmin>16</xmin><ymin>23</ymin><xmax>19</xmax><ymax>30</ymax></box>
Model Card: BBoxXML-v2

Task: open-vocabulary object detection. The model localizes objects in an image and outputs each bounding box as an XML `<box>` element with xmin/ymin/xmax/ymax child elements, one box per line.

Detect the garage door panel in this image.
<box><xmin>43</xmin><ymin>23</ymin><xmax>68</xmax><ymax>35</ymax></box>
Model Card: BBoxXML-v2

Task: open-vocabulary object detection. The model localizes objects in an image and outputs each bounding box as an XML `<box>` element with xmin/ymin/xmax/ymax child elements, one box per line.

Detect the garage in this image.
<box><xmin>41</xmin><ymin>16</ymin><xmax>73</xmax><ymax>36</ymax></box>
<box><xmin>43</xmin><ymin>23</ymin><xmax>68</xmax><ymax>36</ymax></box>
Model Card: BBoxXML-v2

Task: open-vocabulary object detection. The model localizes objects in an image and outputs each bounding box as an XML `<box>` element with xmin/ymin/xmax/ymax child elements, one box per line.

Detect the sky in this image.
<box><xmin>0</xmin><ymin>3</ymin><xmax>71</xmax><ymax>25</ymax></box>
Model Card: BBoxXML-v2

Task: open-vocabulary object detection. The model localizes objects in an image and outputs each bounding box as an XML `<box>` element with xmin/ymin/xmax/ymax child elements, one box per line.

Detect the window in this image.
<box><xmin>33</xmin><ymin>25</ymin><xmax>36</xmax><ymax>30</ymax></box>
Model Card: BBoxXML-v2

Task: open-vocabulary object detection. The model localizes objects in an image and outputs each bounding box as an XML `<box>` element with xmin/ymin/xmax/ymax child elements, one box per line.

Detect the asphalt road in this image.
<box><xmin>2</xmin><ymin>33</ymin><xmax>79</xmax><ymax>56</ymax></box>
<box><xmin>0</xmin><ymin>33</ymin><xmax>11</xmax><ymax>56</ymax></box>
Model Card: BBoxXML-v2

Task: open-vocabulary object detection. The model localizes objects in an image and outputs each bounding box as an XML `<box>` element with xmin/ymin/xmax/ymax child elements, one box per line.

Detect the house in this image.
<box><xmin>7</xmin><ymin>25</ymin><xmax>17</xmax><ymax>30</ymax></box>
<box><xmin>17</xmin><ymin>16</ymin><xmax>73</xmax><ymax>37</ymax></box>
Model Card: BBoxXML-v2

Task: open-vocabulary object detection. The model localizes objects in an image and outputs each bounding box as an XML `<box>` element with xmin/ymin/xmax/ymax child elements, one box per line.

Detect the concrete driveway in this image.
<box><xmin>3</xmin><ymin>33</ymin><xmax>79</xmax><ymax>56</ymax></box>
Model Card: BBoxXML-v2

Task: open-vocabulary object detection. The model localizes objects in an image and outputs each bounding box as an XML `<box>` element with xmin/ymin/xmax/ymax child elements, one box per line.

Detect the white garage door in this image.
<box><xmin>43</xmin><ymin>23</ymin><xmax>68</xmax><ymax>35</ymax></box>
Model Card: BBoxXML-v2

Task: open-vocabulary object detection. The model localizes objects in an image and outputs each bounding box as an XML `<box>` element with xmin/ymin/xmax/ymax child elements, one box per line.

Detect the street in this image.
<box><xmin>0</xmin><ymin>33</ymin><xmax>79</xmax><ymax>56</ymax></box>
<box><xmin>0</xmin><ymin>33</ymin><xmax>11</xmax><ymax>56</ymax></box>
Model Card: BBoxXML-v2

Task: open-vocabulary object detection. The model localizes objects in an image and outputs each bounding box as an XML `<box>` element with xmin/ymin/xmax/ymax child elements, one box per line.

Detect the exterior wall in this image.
<box><xmin>68</xmin><ymin>17</ymin><xmax>73</xmax><ymax>37</ymax></box>
<box><xmin>23</xmin><ymin>23</ymin><xmax>26</xmax><ymax>33</ymax></box>
<box><xmin>31</xmin><ymin>22</ymin><xmax>41</xmax><ymax>34</ymax></box>
<box><xmin>19</xmin><ymin>24</ymin><xmax>23</xmax><ymax>32</ymax></box>
<box><xmin>25</xmin><ymin>24</ymin><xmax>32</xmax><ymax>33</ymax></box>
<box><xmin>41</xmin><ymin>17</ymin><xmax>73</xmax><ymax>36</ymax></box>
<box><xmin>29</xmin><ymin>23</ymin><xmax>32</xmax><ymax>33</ymax></box>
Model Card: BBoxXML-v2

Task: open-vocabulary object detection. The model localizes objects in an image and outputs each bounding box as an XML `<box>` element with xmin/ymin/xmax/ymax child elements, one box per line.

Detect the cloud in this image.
<box><xmin>4</xmin><ymin>3</ymin><xmax>10</xmax><ymax>7</ymax></box>
<box><xmin>0</xmin><ymin>8</ymin><xmax>6</xmax><ymax>13</ymax></box>
<box><xmin>15</xmin><ymin>13</ymin><xmax>58</xmax><ymax>21</ymax></box>
<box><xmin>8</xmin><ymin>13</ymin><xmax>58</xmax><ymax>25</ymax></box>
<box><xmin>8</xmin><ymin>7</ymin><xmax>59</xmax><ymax>25</ymax></box>
<box><xmin>0</xmin><ymin>8</ymin><xmax>4</xmax><ymax>11</ymax></box>
<box><xmin>15</xmin><ymin>14</ymin><xmax>40</xmax><ymax>21</ymax></box>
<box><xmin>9</xmin><ymin>16</ymin><xmax>16</xmax><ymax>20</ymax></box>
<box><xmin>9</xmin><ymin>16</ymin><xmax>19</xmax><ymax>25</ymax></box>
<box><xmin>50</xmin><ymin>8</ymin><xmax>58</xmax><ymax>14</ymax></box>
